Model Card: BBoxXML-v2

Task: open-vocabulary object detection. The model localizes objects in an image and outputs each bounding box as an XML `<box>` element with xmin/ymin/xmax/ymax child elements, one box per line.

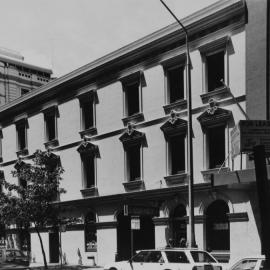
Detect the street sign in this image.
<box><xmin>231</xmin><ymin>120</ymin><xmax>270</xmax><ymax>157</ymax></box>
<box><xmin>131</xmin><ymin>216</ymin><xmax>140</xmax><ymax>230</ymax></box>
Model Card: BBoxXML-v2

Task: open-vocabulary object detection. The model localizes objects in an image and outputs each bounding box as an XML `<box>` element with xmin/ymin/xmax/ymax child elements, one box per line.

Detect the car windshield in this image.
<box><xmin>190</xmin><ymin>251</ymin><xmax>216</xmax><ymax>263</ymax></box>
<box><xmin>132</xmin><ymin>251</ymin><xmax>164</xmax><ymax>263</ymax></box>
<box><xmin>165</xmin><ymin>251</ymin><xmax>190</xmax><ymax>263</ymax></box>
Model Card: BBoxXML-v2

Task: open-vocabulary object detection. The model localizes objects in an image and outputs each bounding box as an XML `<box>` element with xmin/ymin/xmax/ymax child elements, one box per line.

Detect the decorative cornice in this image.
<box><xmin>119</xmin><ymin>123</ymin><xmax>146</xmax><ymax>147</ymax></box>
<box><xmin>160</xmin><ymin>110</ymin><xmax>187</xmax><ymax>137</ymax></box>
<box><xmin>0</xmin><ymin>0</ymin><xmax>245</xmax><ymax>122</ymax></box>
<box><xmin>77</xmin><ymin>136</ymin><xmax>100</xmax><ymax>157</ymax></box>
<box><xmin>197</xmin><ymin>99</ymin><xmax>232</xmax><ymax>128</ymax></box>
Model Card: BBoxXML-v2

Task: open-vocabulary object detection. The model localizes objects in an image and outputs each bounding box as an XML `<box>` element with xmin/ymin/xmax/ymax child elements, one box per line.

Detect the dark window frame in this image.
<box><xmin>206</xmin><ymin>124</ymin><xmax>226</xmax><ymax>169</ymax></box>
<box><xmin>126</xmin><ymin>143</ymin><xmax>142</xmax><ymax>182</ymax></box>
<box><xmin>84</xmin><ymin>212</ymin><xmax>97</xmax><ymax>252</ymax></box>
<box><xmin>122</xmin><ymin>73</ymin><xmax>142</xmax><ymax>118</ymax></box>
<box><xmin>43</xmin><ymin>107</ymin><xmax>58</xmax><ymax>143</ymax></box>
<box><xmin>81</xmin><ymin>153</ymin><xmax>96</xmax><ymax>189</ymax></box>
<box><xmin>205</xmin><ymin>50</ymin><xmax>225</xmax><ymax>92</ymax></box>
<box><xmin>166</xmin><ymin>64</ymin><xmax>185</xmax><ymax>104</ymax></box>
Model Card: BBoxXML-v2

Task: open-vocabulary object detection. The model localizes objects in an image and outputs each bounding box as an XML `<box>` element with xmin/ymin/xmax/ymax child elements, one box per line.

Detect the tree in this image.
<box><xmin>0</xmin><ymin>149</ymin><xmax>67</xmax><ymax>269</ymax></box>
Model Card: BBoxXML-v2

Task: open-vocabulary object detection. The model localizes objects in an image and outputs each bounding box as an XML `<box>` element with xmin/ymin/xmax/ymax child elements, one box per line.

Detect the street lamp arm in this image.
<box><xmin>159</xmin><ymin>0</ymin><xmax>189</xmax><ymax>36</ymax></box>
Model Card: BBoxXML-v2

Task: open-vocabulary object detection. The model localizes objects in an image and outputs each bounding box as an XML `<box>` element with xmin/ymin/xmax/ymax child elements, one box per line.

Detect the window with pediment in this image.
<box><xmin>119</xmin><ymin>123</ymin><xmax>146</xmax><ymax>186</ymax></box>
<box><xmin>197</xmin><ymin>99</ymin><xmax>232</xmax><ymax>170</ymax></box>
<box><xmin>161</xmin><ymin>111</ymin><xmax>187</xmax><ymax>183</ymax></box>
<box><xmin>77</xmin><ymin>137</ymin><xmax>100</xmax><ymax>193</ymax></box>
<box><xmin>121</xmin><ymin>71</ymin><xmax>145</xmax><ymax>125</ymax></box>
<box><xmin>78</xmin><ymin>90</ymin><xmax>98</xmax><ymax>138</ymax></box>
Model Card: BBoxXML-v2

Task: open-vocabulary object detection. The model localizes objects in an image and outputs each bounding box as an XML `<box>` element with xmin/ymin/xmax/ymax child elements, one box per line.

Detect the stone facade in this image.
<box><xmin>0</xmin><ymin>0</ymin><xmax>268</xmax><ymax>267</ymax></box>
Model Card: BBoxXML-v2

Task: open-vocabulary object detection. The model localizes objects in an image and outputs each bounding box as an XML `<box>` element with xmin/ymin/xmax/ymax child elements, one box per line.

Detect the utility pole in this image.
<box><xmin>159</xmin><ymin>0</ymin><xmax>196</xmax><ymax>247</ymax></box>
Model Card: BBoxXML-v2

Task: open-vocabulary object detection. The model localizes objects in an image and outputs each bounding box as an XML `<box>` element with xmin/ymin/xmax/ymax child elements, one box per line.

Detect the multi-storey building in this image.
<box><xmin>0</xmin><ymin>47</ymin><xmax>52</xmax><ymax>106</ymax></box>
<box><xmin>0</xmin><ymin>0</ymin><xmax>269</xmax><ymax>267</ymax></box>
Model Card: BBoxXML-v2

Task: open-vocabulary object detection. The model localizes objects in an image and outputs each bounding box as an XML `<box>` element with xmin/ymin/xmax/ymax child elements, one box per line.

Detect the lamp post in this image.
<box><xmin>159</xmin><ymin>0</ymin><xmax>196</xmax><ymax>248</ymax></box>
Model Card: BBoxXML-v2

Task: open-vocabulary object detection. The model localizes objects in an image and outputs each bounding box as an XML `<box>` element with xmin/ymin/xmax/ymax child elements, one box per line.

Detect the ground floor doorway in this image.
<box><xmin>117</xmin><ymin>213</ymin><xmax>155</xmax><ymax>261</ymax></box>
<box><xmin>49</xmin><ymin>231</ymin><xmax>59</xmax><ymax>263</ymax></box>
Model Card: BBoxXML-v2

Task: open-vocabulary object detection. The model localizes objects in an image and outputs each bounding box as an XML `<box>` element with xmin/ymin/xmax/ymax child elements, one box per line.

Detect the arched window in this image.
<box><xmin>85</xmin><ymin>212</ymin><xmax>97</xmax><ymax>252</ymax></box>
<box><xmin>170</xmin><ymin>204</ymin><xmax>187</xmax><ymax>247</ymax></box>
<box><xmin>206</xmin><ymin>200</ymin><xmax>230</xmax><ymax>251</ymax></box>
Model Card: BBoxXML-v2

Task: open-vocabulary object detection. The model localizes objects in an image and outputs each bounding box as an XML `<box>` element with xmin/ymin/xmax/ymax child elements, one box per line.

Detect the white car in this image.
<box><xmin>104</xmin><ymin>248</ymin><xmax>223</xmax><ymax>270</ymax></box>
<box><xmin>228</xmin><ymin>256</ymin><xmax>265</xmax><ymax>270</ymax></box>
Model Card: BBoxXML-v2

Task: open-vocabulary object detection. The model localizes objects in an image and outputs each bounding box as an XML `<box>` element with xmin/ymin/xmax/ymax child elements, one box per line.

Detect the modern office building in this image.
<box><xmin>0</xmin><ymin>0</ymin><xmax>269</xmax><ymax>266</ymax></box>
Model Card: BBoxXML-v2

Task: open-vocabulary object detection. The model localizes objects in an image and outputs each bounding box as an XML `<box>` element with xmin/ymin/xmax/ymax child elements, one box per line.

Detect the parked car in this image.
<box><xmin>104</xmin><ymin>248</ymin><xmax>223</xmax><ymax>270</ymax></box>
<box><xmin>5</xmin><ymin>249</ymin><xmax>30</xmax><ymax>266</ymax></box>
<box><xmin>228</xmin><ymin>256</ymin><xmax>265</xmax><ymax>270</ymax></box>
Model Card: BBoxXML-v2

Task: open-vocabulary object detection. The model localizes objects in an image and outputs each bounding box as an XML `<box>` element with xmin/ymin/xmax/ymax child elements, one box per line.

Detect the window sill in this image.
<box><xmin>79</xmin><ymin>127</ymin><xmax>97</xmax><ymax>138</ymax></box>
<box><xmin>44</xmin><ymin>139</ymin><xmax>59</xmax><ymax>149</ymax></box>
<box><xmin>164</xmin><ymin>173</ymin><xmax>187</xmax><ymax>186</ymax></box>
<box><xmin>163</xmin><ymin>99</ymin><xmax>187</xmax><ymax>114</ymax></box>
<box><xmin>200</xmin><ymin>86</ymin><xmax>230</xmax><ymax>104</ymax></box>
<box><xmin>122</xmin><ymin>112</ymin><xmax>144</xmax><ymax>126</ymax></box>
<box><xmin>80</xmin><ymin>187</ymin><xmax>98</xmax><ymax>198</ymax></box>
<box><xmin>122</xmin><ymin>180</ymin><xmax>144</xmax><ymax>191</ymax></box>
<box><xmin>201</xmin><ymin>167</ymin><xmax>230</xmax><ymax>183</ymax></box>
<box><xmin>16</xmin><ymin>149</ymin><xmax>29</xmax><ymax>157</ymax></box>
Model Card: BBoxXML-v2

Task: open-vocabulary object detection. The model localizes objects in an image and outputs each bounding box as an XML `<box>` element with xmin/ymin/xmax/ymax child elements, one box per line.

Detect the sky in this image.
<box><xmin>0</xmin><ymin>0</ymin><xmax>218</xmax><ymax>77</ymax></box>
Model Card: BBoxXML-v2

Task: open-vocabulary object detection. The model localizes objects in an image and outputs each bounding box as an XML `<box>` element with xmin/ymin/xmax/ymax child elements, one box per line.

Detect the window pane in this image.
<box><xmin>170</xmin><ymin>135</ymin><xmax>185</xmax><ymax>174</ymax></box>
<box><xmin>82</xmin><ymin>102</ymin><xmax>94</xmax><ymax>129</ymax></box>
<box><xmin>190</xmin><ymin>251</ymin><xmax>216</xmax><ymax>263</ymax></box>
<box><xmin>126</xmin><ymin>82</ymin><xmax>140</xmax><ymax>116</ymax></box>
<box><xmin>207</xmin><ymin>51</ymin><xmax>224</xmax><ymax>92</ymax></box>
<box><xmin>168</xmin><ymin>66</ymin><xmax>184</xmax><ymax>103</ymax></box>
<box><xmin>127</xmin><ymin>144</ymin><xmax>141</xmax><ymax>181</ymax></box>
<box><xmin>147</xmin><ymin>251</ymin><xmax>163</xmax><ymax>263</ymax></box>
<box><xmin>165</xmin><ymin>251</ymin><xmax>189</xmax><ymax>263</ymax></box>
<box><xmin>85</xmin><ymin>212</ymin><xmax>97</xmax><ymax>251</ymax></box>
<box><xmin>83</xmin><ymin>155</ymin><xmax>95</xmax><ymax>188</ymax></box>
<box><xmin>46</xmin><ymin>114</ymin><xmax>56</xmax><ymax>141</ymax></box>
<box><xmin>17</xmin><ymin>126</ymin><xmax>26</xmax><ymax>150</ymax></box>
<box><xmin>132</xmin><ymin>251</ymin><xmax>149</xmax><ymax>262</ymax></box>
<box><xmin>208</xmin><ymin>126</ymin><xmax>225</xmax><ymax>169</ymax></box>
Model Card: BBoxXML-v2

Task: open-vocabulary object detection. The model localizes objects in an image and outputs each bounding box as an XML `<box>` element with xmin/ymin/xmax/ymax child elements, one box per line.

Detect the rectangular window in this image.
<box><xmin>167</xmin><ymin>66</ymin><xmax>185</xmax><ymax>103</ymax></box>
<box><xmin>126</xmin><ymin>144</ymin><xmax>141</xmax><ymax>181</ymax></box>
<box><xmin>81</xmin><ymin>101</ymin><xmax>94</xmax><ymax>130</ymax></box>
<box><xmin>124</xmin><ymin>81</ymin><xmax>140</xmax><ymax>117</ymax></box>
<box><xmin>207</xmin><ymin>125</ymin><xmax>225</xmax><ymax>169</ymax></box>
<box><xmin>17</xmin><ymin>124</ymin><xmax>27</xmax><ymax>151</ymax></box>
<box><xmin>82</xmin><ymin>155</ymin><xmax>95</xmax><ymax>188</ymax></box>
<box><xmin>206</xmin><ymin>51</ymin><xmax>224</xmax><ymax>92</ymax></box>
<box><xmin>44</xmin><ymin>111</ymin><xmax>57</xmax><ymax>142</ymax></box>
<box><xmin>169</xmin><ymin>135</ymin><xmax>185</xmax><ymax>175</ymax></box>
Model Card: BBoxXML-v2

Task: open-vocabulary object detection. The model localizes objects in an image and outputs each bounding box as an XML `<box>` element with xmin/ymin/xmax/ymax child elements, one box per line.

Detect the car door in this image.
<box><xmin>144</xmin><ymin>251</ymin><xmax>165</xmax><ymax>270</ymax></box>
<box><xmin>231</xmin><ymin>259</ymin><xmax>258</xmax><ymax>270</ymax></box>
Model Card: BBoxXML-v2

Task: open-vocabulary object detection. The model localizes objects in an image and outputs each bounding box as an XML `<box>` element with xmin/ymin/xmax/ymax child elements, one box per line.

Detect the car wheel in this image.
<box><xmin>109</xmin><ymin>268</ymin><xmax>117</xmax><ymax>270</ymax></box>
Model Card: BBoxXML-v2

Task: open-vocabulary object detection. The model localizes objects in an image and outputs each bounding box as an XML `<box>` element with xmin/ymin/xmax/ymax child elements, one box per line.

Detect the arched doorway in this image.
<box><xmin>117</xmin><ymin>212</ymin><xmax>155</xmax><ymax>261</ymax></box>
<box><xmin>206</xmin><ymin>200</ymin><xmax>230</xmax><ymax>251</ymax></box>
<box><xmin>170</xmin><ymin>204</ymin><xmax>187</xmax><ymax>247</ymax></box>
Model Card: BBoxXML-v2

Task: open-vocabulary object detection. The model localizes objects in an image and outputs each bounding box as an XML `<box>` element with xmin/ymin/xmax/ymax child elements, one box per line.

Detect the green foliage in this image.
<box><xmin>0</xmin><ymin>149</ymin><xmax>65</xmax><ymax>229</ymax></box>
